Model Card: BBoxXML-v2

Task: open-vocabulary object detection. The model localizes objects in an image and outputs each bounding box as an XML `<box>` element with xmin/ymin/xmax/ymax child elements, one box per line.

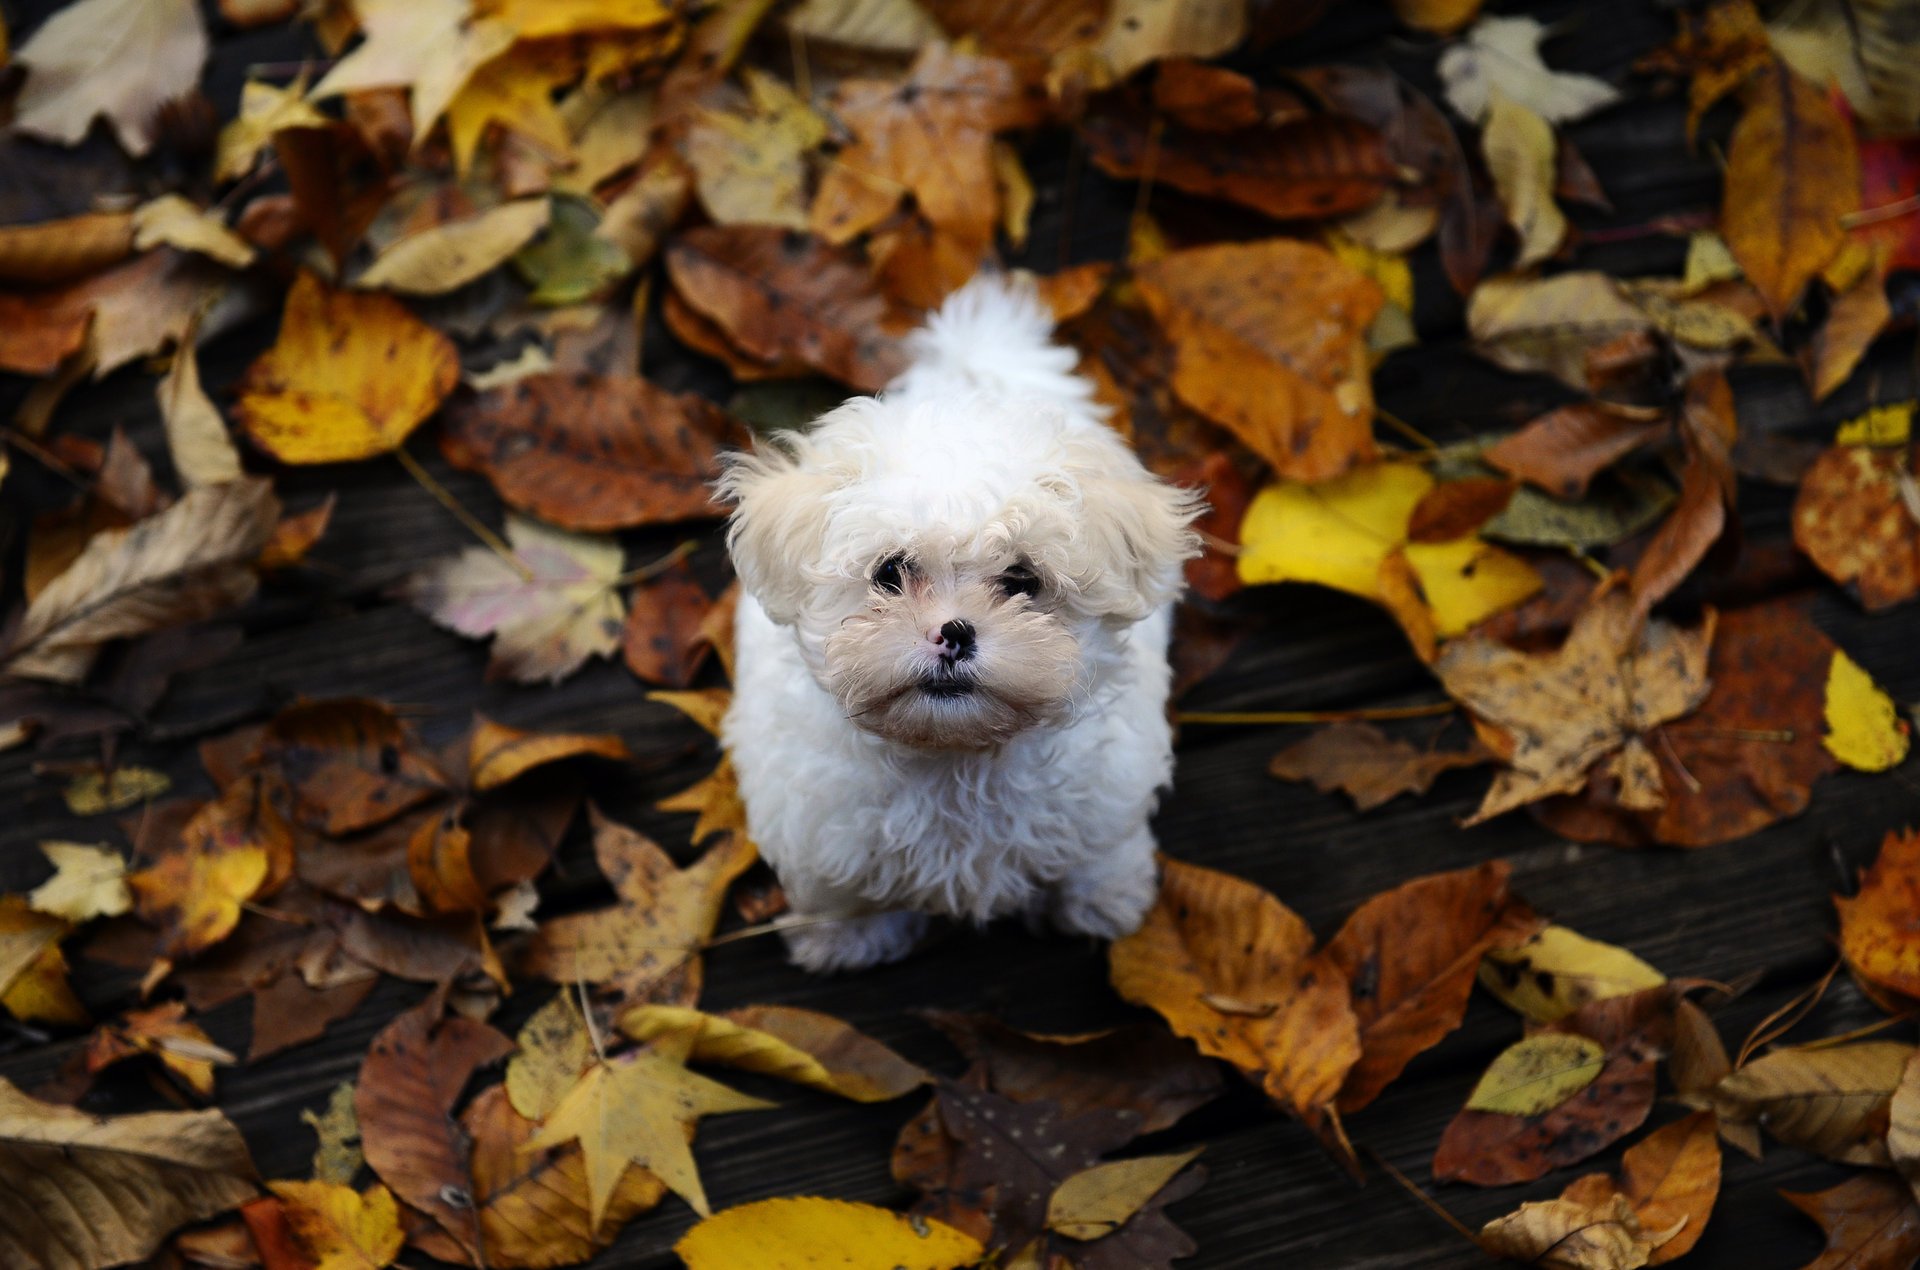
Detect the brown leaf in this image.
<box><xmin>1810</xmin><ymin>252</ymin><xmax>1893</xmax><ymax>401</ymax></box>
<box><xmin>1628</xmin><ymin>370</ymin><xmax>1738</xmax><ymax>622</ymax></box>
<box><xmin>0</xmin><ymin>210</ymin><xmax>135</xmax><ymax>286</ymax></box>
<box><xmin>1782</xmin><ymin>1174</ymin><xmax>1920</xmax><ymax>1270</ymax></box>
<box><xmin>1268</xmin><ymin>722</ymin><xmax>1490</xmax><ymax>813</ymax></box>
<box><xmin>1109</xmin><ymin>857</ymin><xmax>1360</xmax><ymax>1143</ymax></box>
<box><xmin>1478</xmin><ymin>1192</ymin><xmax>1661</xmax><ymax>1269</ymax></box>
<box><xmin>1722</xmin><ymin>60</ymin><xmax>1860</xmax><ymax>317</ymax></box>
<box><xmin>355</xmin><ymin>1002</ymin><xmax>513</xmax><ymax>1262</ymax></box>
<box><xmin>1792</xmin><ymin>443</ymin><xmax>1920</xmax><ymax>611</ymax></box>
<box><xmin>1315</xmin><ymin>862</ymin><xmax>1527</xmax><ymax>1112</ymax></box>
<box><xmin>1702</xmin><ymin>1039</ymin><xmax>1914</xmax><ymax>1165</ymax></box>
<box><xmin>665</xmin><ymin>226</ymin><xmax>909</xmax><ymax>391</ymax></box>
<box><xmin>1838</xmin><ymin>828</ymin><xmax>1920</xmax><ymax>1002</ymax></box>
<box><xmin>1</xmin><ymin>477</ymin><xmax>279</xmax><ymax>685</ymax></box>
<box><xmin>439</xmin><ymin>373</ymin><xmax>745</xmax><ymax>532</ymax></box>
<box><xmin>407</xmin><ymin>811</ymin><xmax>490</xmax><ymax>915</ymax></box>
<box><xmin>1407</xmin><ymin>477</ymin><xmax>1518</xmax><ymax>543</ymax></box>
<box><xmin>130</xmin><ymin>774</ymin><xmax>291</xmax><ymax>962</ymax></box>
<box><xmin>258</xmin><ymin>699</ymin><xmax>449</xmax><ymax>836</ymax></box>
<box><xmin>1434</xmin><ymin>986</ymin><xmax>1676</xmax><ymax>1186</ymax></box>
<box><xmin>1562</xmin><ymin>1112</ymin><xmax>1722</xmax><ymax>1265</ymax></box>
<box><xmin>621</xmin><ymin>560</ymin><xmax>716</xmax><ymax>687</ymax></box>
<box><xmin>1151</xmin><ymin>59</ymin><xmax>1264</xmax><ymax>131</ymax></box>
<box><xmin>1134</xmin><ymin>240</ymin><xmax>1381</xmax><ymax>482</ymax></box>
<box><xmin>1485</xmin><ymin>404</ymin><xmax>1670</xmax><ymax>501</ymax></box>
<box><xmin>83</xmin><ymin>1001</ymin><xmax>234</xmax><ymax>1099</ymax></box>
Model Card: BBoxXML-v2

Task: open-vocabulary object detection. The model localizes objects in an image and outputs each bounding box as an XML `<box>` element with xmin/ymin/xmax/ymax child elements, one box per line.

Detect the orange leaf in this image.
<box><xmin>258</xmin><ymin>698</ymin><xmax>449</xmax><ymax>835</ymax></box>
<box><xmin>129</xmin><ymin>775</ymin><xmax>288</xmax><ymax>960</ymax></box>
<box><xmin>1837</xmin><ymin>828</ymin><xmax>1920</xmax><ymax>1001</ymax></box>
<box><xmin>1792</xmin><ymin>444</ymin><xmax>1920</xmax><ymax>611</ymax></box>
<box><xmin>1483</xmin><ymin>403</ymin><xmax>1669</xmax><ymax>501</ymax></box>
<box><xmin>468</xmin><ymin>716</ymin><xmax>629</xmax><ymax>792</ymax></box>
<box><xmin>1561</xmin><ymin>1111</ymin><xmax>1722</xmax><ymax>1264</ymax></box>
<box><xmin>1782</xmin><ymin>1174</ymin><xmax>1920</xmax><ymax>1269</ymax></box>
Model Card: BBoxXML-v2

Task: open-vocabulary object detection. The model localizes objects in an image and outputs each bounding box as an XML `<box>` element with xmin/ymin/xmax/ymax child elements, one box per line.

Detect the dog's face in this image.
<box><xmin>722</xmin><ymin>397</ymin><xmax>1200</xmax><ymax>750</ymax></box>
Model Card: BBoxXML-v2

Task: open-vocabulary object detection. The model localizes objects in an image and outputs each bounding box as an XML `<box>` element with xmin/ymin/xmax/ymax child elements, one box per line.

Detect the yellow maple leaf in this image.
<box><xmin>268</xmin><ymin>1180</ymin><xmax>406</xmax><ymax>1270</ymax></box>
<box><xmin>444</xmin><ymin>43</ymin><xmax>579</xmax><ymax>174</ymax></box>
<box><xmin>1823</xmin><ymin>650</ymin><xmax>1911</xmax><ymax>772</ymax></box>
<box><xmin>527</xmin><ymin>1045</ymin><xmax>772</xmax><ymax>1222</ymax></box>
<box><xmin>127</xmin><ymin>778</ymin><xmax>285</xmax><ymax>960</ymax></box>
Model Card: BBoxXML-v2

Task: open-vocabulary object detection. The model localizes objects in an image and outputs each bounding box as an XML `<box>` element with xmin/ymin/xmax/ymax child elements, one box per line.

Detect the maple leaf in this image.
<box><xmin>235</xmin><ymin>272</ymin><xmax>460</xmax><ymax>465</ymax></box>
<box><xmin>443</xmin><ymin>42</ymin><xmax>580</xmax><ymax>175</ymax></box>
<box><xmin>1436</xmin><ymin>588</ymin><xmax>1714</xmax><ymax>824</ymax></box>
<box><xmin>129</xmin><ymin>774</ymin><xmax>290</xmax><ymax>962</ymax></box>
<box><xmin>10</xmin><ymin>0</ymin><xmax>209</xmax><ymax>156</ymax></box>
<box><xmin>1439</xmin><ymin>15</ymin><xmax>1622</xmax><ymax>124</ymax></box>
<box><xmin>266</xmin><ymin>1180</ymin><xmax>406</xmax><ymax>1270</ymax></box>
<box><xmin>527</xmin><ymin>1041</ymin><xmax>773</xmax><ymax>1221</ymax></box>
<box><xmin>403</xmin><ymin>514</ymin><xmax>629</xmax><ymax>685</ymax></box>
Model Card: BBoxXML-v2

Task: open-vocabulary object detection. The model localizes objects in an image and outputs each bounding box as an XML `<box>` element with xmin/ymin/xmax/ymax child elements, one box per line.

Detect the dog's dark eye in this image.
<box><xmin>872</xmin><ymin>553</ymin><xmax>907</xmax><ymax>594</ymax></box>
<box><xmin>998</xmin><ymin>563</ymin><xmax>1040</xmax><ymax>599</ymax></box>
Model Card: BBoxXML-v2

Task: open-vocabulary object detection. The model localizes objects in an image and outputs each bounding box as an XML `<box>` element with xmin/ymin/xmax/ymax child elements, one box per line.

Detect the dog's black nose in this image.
<box><xmin>938</xmin><ymin>619</ymin><xmax>976</xmax><ymax>660</ymax></box>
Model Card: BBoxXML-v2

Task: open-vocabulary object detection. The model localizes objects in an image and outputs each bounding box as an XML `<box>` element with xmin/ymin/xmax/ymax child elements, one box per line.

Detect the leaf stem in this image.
<box><xmin>1177</xmin><ymin>702</ymin><xmax>1456</xmax><ymax>726</ymax></box>
<box><xmin>1842</xmin><ymin>193</ymin><xmax>1920</xmax><ymax>229</ymax></box>
<box><xmin>394</xmin><ymin>446</ymin><xmax>532</xmax><ymax>581</ymax></box>
<box><xmin>613</xmin><ymin>539</ymin><xmax>698</xmax><ymax>587</ymax></box>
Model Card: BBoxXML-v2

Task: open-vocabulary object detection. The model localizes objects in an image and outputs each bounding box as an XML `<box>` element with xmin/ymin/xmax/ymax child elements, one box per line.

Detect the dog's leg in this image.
<box><xmin>779</xmin><ymin>891</ymin><xmax>930</xmax><ymax>973</ymax></box>
<box><xmin>1051</xmin><ymin>825</ymin><xmax>1160</xmax><ymax>941</ymax></box>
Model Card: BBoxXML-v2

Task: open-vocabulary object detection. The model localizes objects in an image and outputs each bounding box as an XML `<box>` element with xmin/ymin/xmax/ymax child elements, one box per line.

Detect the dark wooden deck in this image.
<box><xmin>3</xmin><ymin>1</ymin><xmax>1920</xmax><ymax>1266</ymax></box>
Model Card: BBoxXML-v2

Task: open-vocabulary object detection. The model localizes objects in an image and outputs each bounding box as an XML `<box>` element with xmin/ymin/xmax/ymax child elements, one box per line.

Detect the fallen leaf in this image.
<box><xmin>1135</xmin><ymin>240</ymin><xmax>1381</xmax><ymax>482</ymax></box>
<box><xmin>259</xmin><ymin>698</ymin><xmax>448</xmax><ymax>835</ymax></box>
<box><xmin>310</xmin><ymin>0</ymin><xmax>516</xmax><ymax>143</ymax></box>
<box><xmin>1480</xmin><ymin>925</ymin><xmax>1667</xmax><ymax>1023</ymax></box>
<box><xmin>1628</xmin><ymin>369</ymin><xmax>1737</xmax><ymax>623</ymax></box>
<box><xmin>304</xmin><ymin>1081</ymin><xmax>364</xmax><ymax>1185</ymax></box>
<box><xmin>63</xmin><ymin>766</ymin><xmax>171</xmax><ymax>816</ymax></box>
<box><xmin>1838</xmin><ymin>402</ymin><xmax>1913</xmax><ymax>447</ymax></box>
<box><xmin>1048</xmin><ymin>1149</ymin><xmax>1204</xmax><ymax>1241</ymax></box>
<box><xmin>131</xmin><ymin>195</ymin><xmax>258</xmax><ymax>270</ymax></box>
<box><xmin>1837</xmin><ymin>828</ymin><xmax>1920</xmax><ymax>1002</ymax></box>
<box><xmin>130</xmin><ymin>775</ymin><xmax>288</xmax><ymax>960</ymax></box>
<box><xmin>1893</xmin><ymin>1051</ymin><xmax>1920</xmax><ymax>1205</ymax></box>
<box><xmin>469</xmin><ymin>717</ymin><xmax>628</xmax><ymax>792</ymax></box>
<box><xmin>1700</xmin><ymin>1041</ymin><xmax>1913</xmax><ymax>1165</ymax></box>
<box><xmin>402</xmin><ymin>514</ymin><xmax>628</xmax><ymax>685</ymax></box>
<box><xmin>526</xmin><ymin>808</ymin><xmax>754</xmax><ymax>1004</ymax></box>
<box><xmin>677</xmin><ymin>1196</ymin><xmax>984</xmax><ymax>1270</ymax></box>
<box><xmin>1824</xmin><ymin>650</ymin><xmax>1910</xmax><ymax>771</ymax></box>
<box><xmin>664</xmin><ymin>226</ymin><xmax>908</xmax><ymax>391</ymax></box>
<box><xmin>526</xmin><ymin>1043</ymin><xmax>773</xmax><ymax>1221</ymax></box>
<box><xmin>1810</xmin><ymin>251</ymin><xmax>1892</xmax><ymax>400</ymax></box>
<box><xmin>355</xmin><ymin>1003</ymin><xmax>513</xmax><ymax>1262</ymax></box>
<box><xmin>512</xmin><ymin>194</ymin><xmax>632</xmax><ymax>306</ymax></box>
<box><xmin>84</xmin><ymin>1001</ymin><xmax>235</xmax><ymax>1097</ymax></box>
<box><xmin>1439</xmin><ymin>15</ymin><xmax>1622</xmax><ymax>124</ymax></box>
<box><xmin>619</xmin><ymin>1003</ymin><xmax>927</xmax><ymax>1102</ymax></box>
<box><xmin>439</xmin><ymin>372</ymin><xmax>742</xmax><ymax>532</ymax></box>
<box><xmin>1435</xmin><ymin>987</ymin><xmax>1676</xmax><ymax>1186</ymax></box>
<box><xmin>1561</xmin><ymin>1111</ymin><xmax>1722</xmax><ymax>1265</ymax></box>
<box><xmin>157</xmin><ymin>340</ymin><xmax>245</xmax><ymax>489</ymax></box>
<box><xmin>1478</xmin><ymin>1192</ymin><xmax>1661</xmax><ymax>1269</ymax></box>
<box><xmin>1483</xmin><ymin>91</ymin><xmax>1567</xmax><ymax>267</ymax></box>
<box><xmin>1109</xmin><ymin>856</ymin><xmax>1360</xmax><ymax>1140</ymax></box>
<box><xmin>1467</xmin><ymin>272</ymin><xmax>1654</xmax><ymax>390</ymax></box>
<box><xmin>621</xmin><ymin>560</ymin><xmax>718</xmax><ymax>687</ymax></box>
<box><xmin>1082</xmin><ymin>0</ymin><xmax>1246</xmax><ymax>82</ymax></box>
<box><xmin>1722</xmin><ymin>60</ymin><xmax>1859</xmax><ymax>317</ymax></box>
<box><xmin>267</xmin><ymin>1180</ymin><xmax>405</xmax><ymax>1270</ymax></box>
<box><xmin>10</xmin><ymin>0</ymin><xmax>209</xmax><ymax>155</ymax></box>
<box><xmin>1792</xmin><ymin>443</ymin><xmax>1920</xmax><ymax>611</ymax></box>
<box><xmin>442</xmin><ymin>43</ymin><xmax>578</xmax><ymax>176</ymax></box>
<box><xmin>1</xmin><ymin>477</ymin><xmax>278</xmax><ymax>685</ymax></box>
<box><xmin>0</xmin><ymin>1078</ymin><xmax>257</xmax><ymax>1268</ymax></box>
<box><xmin>1390</xmin><ymin>0</ymin><xmax>1482</xmax><ymax>34</ymax></box>
<box><xmin>1781</xmin><ymin>1174</ymin><xmax>1920</xmax><ymax>1270</ymax></box>
<box><xmin>29</xmin><ymin>841</ymin><xmax>131</xmax><ymax>923</ymax></box>
<box><xmin>0</xmin><ymin>897</ymin><xmax>84</xmax><ymax>1025</ymax></box>
<box><xmin>1237</xmin><ymin>463</ymin><xmax>1433</xmax><ymax>594</ymax></box>
<box><xmin>505</xmin><ymin>991</ymin><xmax>596</xmax><ymax>1124</ymax></box>
<box><xmin>1469</xmin><ymin>1033</ymin><xmax>1609</xmax><ymax>1115</ymax></box>
<box><xmin>1269</xmin><ymin>722</ymin><xmax>1489</xmax><ymax>813</ymax></box>
<box><xmin>217</xmin><ymin>75</ymin><xmax>330</xmax><ymax>182</ymax></box>
<box><xmin>1316</xmin><ymin>862</ymin><xmax>1527</xmax><ymax>1111</ymax></box>
<box><xmin>1485</xmin><ymin>404</ymin><xmax>1670</xmax><ymax>501</ymax></box>
<box><xmin>686</xmin><ymin>70</ymin><xmax>829</xmax><ymax>230</ymax></box>
<box><xmin>235</xmin><ymin>272</ymin><xmax>461</xmax><ymax>465</ymax></box>
<box><xmin>1436</xmin><ymin>588</ymin><xmax>1715</xmax><ymax>824</ymax></box>
<box><xmin>0</xmin><ymin>210</ymin><xmax>135</xmax><ymax>286</ymax></box>
<box><xmin>357</xmin><ymin>197</ymin><xmax>552</xmax><ymax>295</ymax></box>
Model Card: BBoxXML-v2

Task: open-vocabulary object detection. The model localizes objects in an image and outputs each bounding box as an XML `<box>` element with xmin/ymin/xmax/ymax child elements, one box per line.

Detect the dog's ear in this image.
<box><xmin>718</xmin><ymin>438</ymin><xmax>839</xmax><ymax>626</ymax></box>
<box><xmin>1063</xmin><ymin>432</ymin><xmax>1204</xmax><ymax>622</ymax></box>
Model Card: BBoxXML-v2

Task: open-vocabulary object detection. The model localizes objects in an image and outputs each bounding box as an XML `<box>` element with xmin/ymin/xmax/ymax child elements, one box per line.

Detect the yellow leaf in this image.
<box><xmin>1480</xmin><ymin>925</ymin><xmax>1667</xmax><ymax>1023</ymax></box>
<box><xmin>649</xmin><ymin>687</ymin><xmax>732</xmax><ymax>737</ymax></box>
<box><xmin>656</xmin><ymin>754</ymin><xmax>747</xmax><ymax>846</ymax></box>
<box><xmin>444</xmin><ymin>43</ymin><xmax>579</xmax><ymax>174</ymax></box>
<box><xmin>1682</xmin><ymin>231</ymin><xmax>1743</xmax><ymax>293</ymax></box>
<box><xmin>505</xmin><ymin>992</ymin><xmax>596</xmax><ymax>1122</ymax></box>
<box><xmin>1836</xmin><ymin>400</ymin><xmax>1914</xmax><ymax>447</ymax></box>
<box><xmin>217</xmin><ymin>75</ymin><xmax>328</xmax><ymax>183</ymax></box>
<box><xmin>236</xmin><ymin>272</ymin><xmax>460</xmax><ymax>464</ymax></box>
<box><xmin>1400</xmin><ymin>537</ymin><xmax>1543</xmax><ymax>637</ymax></box>
<box><xmin>128</xmin><ymin>778</ymin><xmax>284</xmax><ymax>960</ymax></box>
<box><xmin>1326</xmin><ymin>230</ymin><xmax>1413</xmax><ymax>314</ymax></box>
<box><xmin>618</xmin><ymin>1003</ymin><xmax>927</xmax><ymax>1102</ymax></box>
<box><xmin>1466</xmin><ymin>1033</ymin><xmax>1607</xmax><ymax>1115</ymax></box>
<box><xmin>131</xmin><ymin>195</ymin><xmax>257</xmax><ymax>270</ymax></box>
<box><xmin>0</xmin><ymin>897</ymin><xmax>86</xmax><ymax>1026</ymax></box>
<box><xmin>469</xmin><ymin>715</ymin><xmax>629</xmax><ymax>792</ymax></box>
<box><xmin>1237</xmin><ymin>464</ymin><xmax>1435</xmax><ymax>594</ymax></box>
<box><xmin>479</xmin><ymin>0</ymin><xmax>676</xmax><ymax>38</ymax></box>
<box><xmin>686</xmin><ymin>69</ymin><xmax>829</xmax><ymax>231</ymax></box>
<box><xmin>1482</xmin><ymin>90</ymin><xmax>1566</xmax><ymax>268</ymax></box>
<box><xmin>1047</xmin><ymin>1148</ymin><xmax>1203</xmax><ymax>1241</ymax></box>
<box><xmin>675</xmin><ymin>1196</ymin><xmax>984</xmax><ymax>1270</ymax></box>
<box><xmin>268</xmin><ymin>1180</ymin><xmax>405</xmax><ymax>1270</ymax></box>
<box><xmin>358</xmin><ymin>198</ymin><xmax>551</xmax><ymax>295</ymax></box>
<box><xmin>526</xmin><ymin>1048</ymin><xmax>772</xmax><ymax>1222</ymax></box>
<box><xmin>1823</xmin><ymin>650</ymin><xmax>1910</xmax><ymax>771</ymax></box>
<box><xmin>309</xmin><ymin>0</ymin><xmax>516</xmax><ymax>141</ymax></box>
<box><xmin>157</xmin><ymin>336</ymin><xmax>244</xmax><ymax>489</ymax></box>
<box><xmin>29</xmin><ymin>842</ymin><xmax>131</xmax><ymax>923</ymax></box>
<box><xmin>63</xmin><ymin>766</ymin><xmax>170</xmax><ymax>815</ymax></box>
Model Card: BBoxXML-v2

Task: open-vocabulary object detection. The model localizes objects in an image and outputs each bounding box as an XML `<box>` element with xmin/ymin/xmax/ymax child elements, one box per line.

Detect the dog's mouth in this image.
<box><xmin>917</xmin><ymin>671</ymin><xmax>976</xmax><ymax>699</ymax></box>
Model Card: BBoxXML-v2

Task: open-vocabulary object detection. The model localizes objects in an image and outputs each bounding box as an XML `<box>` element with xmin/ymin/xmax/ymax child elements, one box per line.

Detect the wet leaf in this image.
<box><xmin>236</xmin><ymin>273</ymin><xmax>461</xmax><ymax>464</ymax></box>
<box><xmin>439</xmin><ymin>372</ymin><xmax>743</xmax><ymax>532</ymax></box>
<box><xmin>1480</xmin><ymin>925</ymin><xmax>1667</xmax><ymax>1024</ymax></box>
<box><xmin>1837</xmin><ymin>828</ymin><xmax>1920</xmax><ymax>1002</ymax></box>
<box><xmin>1269</xmin><ymin>722</ymin><xmax>1489</xmax><ymax>813</ymax></box>
<box><xmin>11</xmin><ymin>0</ymin><xmax>209</xmax><ymax>156</ymax></box>
<box><xmin>677</xmin><ymin>1197</ymin><xmax>983</xmax><ymax>1270</ymax></box>
<box><xmin>0</xmin><ymin>1078</ymin><xmax>257</xmax><ymax>1268</ymax></box>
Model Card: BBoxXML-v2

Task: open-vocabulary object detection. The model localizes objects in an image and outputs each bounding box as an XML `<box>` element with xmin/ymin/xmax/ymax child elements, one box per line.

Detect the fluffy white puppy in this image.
<box><xmin>719</xmin><ymin>274</ymin><xmax>1201</xmax><ymax>973</ymax></box>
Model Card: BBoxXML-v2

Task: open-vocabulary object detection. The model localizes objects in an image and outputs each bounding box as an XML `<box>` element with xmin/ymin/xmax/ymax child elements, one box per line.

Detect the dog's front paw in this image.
<box><xmin>781</xmin><ymin>910</ymin><xmax>929</xmax><ymax>973</ymax></box>
<box><xmin>1052</xmin><ymin>860</ymin><xmax>1159</xmax><ymax>942</ymax></box>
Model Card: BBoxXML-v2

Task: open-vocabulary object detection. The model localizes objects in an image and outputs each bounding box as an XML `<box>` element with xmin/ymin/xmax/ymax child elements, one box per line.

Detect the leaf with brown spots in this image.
<box><xmin>1782</xmin><ymin>1173</ymin><xmax>1920</xmax><ymax>1269</ymax></box>
<box><xmin>1485</xmin><ymin>403</ymin><xmax>1670</xmax><ymax>501</ymax></box>
<box><xmin>1434</xmin><ymin>986</ymin><xmax>1678</xmax><ymax>1186</ymax></box>
<box><xmin>1792</xmin><ymin>442</ymin><xmax>1920</xmax><ymax>611</ymax></box>
<box><xmin>355</xmin><ymin>1003</ymin><xmax>513</xmax><ymax>1264</ymax></box>
<box><xmin>621</xmin><ymin>560</ymin><xmax>717</xmax><ymax>687</ymax></box>
<box><xmin>257</xmin><ymin>698</ymin><xmax>449</xmax><ymax>836</ymax></box>
<box><xmin>1315</xmin><ymin>862</ymin><xmax>1533</xmax><ymax>1112</ymax></box>
<box><xmin>1838</xmin><ymin>828</ymin><xmax>1920</xmax><ymax>1002</ymax></box>
<box><xmin>665</xmin><ymin>226</ymin><xmax>910</xmax><ymax>392</ymax></box>
<box><xmin>439</xmin><ymin>373</ymin><xmax>746</xmax><ymax>533</ymax></box>
<box><xmin>1134</xmin><ymin>240</ymin><xmax>1382</xmax><ymax>482</ymax></box>
<box><xmin>1269</xmin><ymin>722</ymin><xmax>1491</xmax><ymax>813</ymax></box>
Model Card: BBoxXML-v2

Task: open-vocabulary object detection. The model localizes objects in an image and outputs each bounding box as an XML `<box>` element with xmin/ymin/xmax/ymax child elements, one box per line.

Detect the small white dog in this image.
<box><xmin>719</xmin><ymin>275</ymin><xmax>1201</xmax><ymax>972</ymax></box>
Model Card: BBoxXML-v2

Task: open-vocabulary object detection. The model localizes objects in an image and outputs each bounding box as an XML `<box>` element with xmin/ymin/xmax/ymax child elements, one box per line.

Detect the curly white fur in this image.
<box><xmin>720</xmin><ymin>274</ymin><xmax>1202</xmax><ymax>972</ymax></box>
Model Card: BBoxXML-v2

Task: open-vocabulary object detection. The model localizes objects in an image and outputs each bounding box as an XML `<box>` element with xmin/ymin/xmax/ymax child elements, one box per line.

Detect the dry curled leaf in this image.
<box><xmin>1479</xmin><ymin>1192</ymin><xmax>1662</xmax><ymax>1269</ymax></box>
<box><xmin>1558</xmin><ymin>1111</ymin><xmax>1721</xmax><ymax>1265</ymax></box>
<box><xmin>621</xmin><ymin>1003</ymin><xmax>926</xmax><ymax>1102</ymax></box>
<box><xmin>468</xmin><ymin>716</ymin><xmax>628</xmax><ymax>793</ymax></box>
